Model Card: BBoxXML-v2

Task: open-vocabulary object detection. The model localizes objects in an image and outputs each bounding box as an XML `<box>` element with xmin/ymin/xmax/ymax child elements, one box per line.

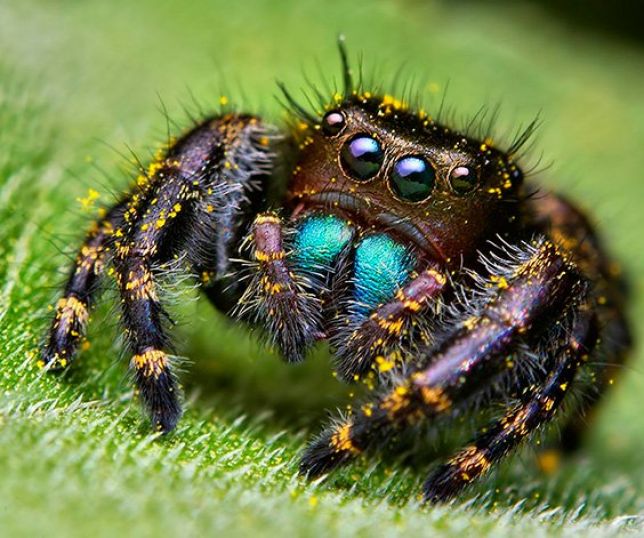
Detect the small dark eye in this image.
<box><xmin>449</xmin><ymin>166</ymin><xmax>479</xmax><ymax>195</ymax></box>
<box><xmin>390</xmin><ymin>156</ymin><xmax>436</xmax><ymax>202</ymax></box>
<box><xmin>321</xmin><ymin>110</ymin><xmax>346</xmax><ymax>136</ymax></box>
<box><xmin>340</xmin><ymin>134</ymin><xmax>384</xmax><ymax>181</ymax></box>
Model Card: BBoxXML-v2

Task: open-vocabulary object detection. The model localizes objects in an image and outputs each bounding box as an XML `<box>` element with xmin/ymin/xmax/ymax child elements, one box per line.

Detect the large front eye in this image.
<box><xmin>389</xmin><ymin>156</ymin><xmax>436</xmax><ymax>202</ymax></box>
<box><xmin>340</xmin><ymin>134</ymin><xmax>384</xmax><ymax>181</ymax></box>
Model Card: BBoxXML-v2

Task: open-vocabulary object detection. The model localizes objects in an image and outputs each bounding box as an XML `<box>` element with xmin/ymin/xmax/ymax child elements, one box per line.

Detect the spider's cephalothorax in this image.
<box><xmin>41</xmin><ymin>40</ymin><xmax>632</xmax><ymax>502</ymax></box>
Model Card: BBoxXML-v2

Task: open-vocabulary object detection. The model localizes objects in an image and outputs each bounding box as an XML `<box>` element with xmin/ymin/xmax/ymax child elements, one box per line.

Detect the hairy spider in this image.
<box><xmin>40</xmin><ymin>39</ymin><xmax>632</xmax><ymax>502</ymax></box>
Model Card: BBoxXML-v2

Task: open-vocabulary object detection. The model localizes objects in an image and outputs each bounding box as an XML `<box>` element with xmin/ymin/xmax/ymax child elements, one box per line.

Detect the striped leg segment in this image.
<box><xmin>237</xmin><ymin>213</ymin><xmax>329</xmax><ymax>362</ymax></box>
<box><xmin>332</xmin><ymin>267</ymin><xmax>447</xmax><ymax>381</ymax></box>
<box><xmin>40</xmin><ymin>200</ymin><xmax>127</xmax><ymax>369</ymax></box>
<box><xmin>530</xmin><ymin>191</ymin><xmax>633</xmax><ymax>453</ymax></box>
<box><xmin>116</xmin><ymin>256</ymin><xmax>181</xmax><ymax>432</ymax></box>
<box><xmin>424</xmin><ymin>307</ymin><xmax>598</xmax><ymax>502</ymax></box>
<box><xmin>114</xmin><ymin>162</ymin><xmax>195</xmax><ymax>432</ymax></box>
<box><xmin>559</xmin><ymin>310</ymin><xmax>631</xmax><ymax>453</ymax></box>
<box><xmin>116</xmin><ymin>115</ymin><xmax>276</xmax><ymax>431</ymax></box>
<box><xmin>42</xmin><ymin>113</ymin><xmax>277</xmax><ymax>432</ymax></box>
<box><xmin>300</xmin><ymin>238</ymin><xmax>583</xmax><ymax>478</ymax></box>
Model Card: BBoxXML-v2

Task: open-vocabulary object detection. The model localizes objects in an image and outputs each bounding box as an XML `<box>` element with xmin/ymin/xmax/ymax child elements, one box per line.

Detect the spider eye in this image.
<box><xmin>321</xmin><ymin>110</ymin><xmax>346</xmax><ymax>136</ymax></box>
<box><xmin>449</xmin><ymin>166</ymin><xmax>479</xmax><ymax>195</ymax></box>
<box><xmin>389</xmin><ymin>156</ymin><xmax>436</xmax><ymax>202</ymax></box>
<box><xmin>340</xmin><ymin>134</ymin><xmax>384</xmax><ymax>181</ymax></box>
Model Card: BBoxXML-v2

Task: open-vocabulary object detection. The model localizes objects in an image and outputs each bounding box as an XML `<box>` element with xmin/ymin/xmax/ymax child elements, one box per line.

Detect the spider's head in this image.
<box><xmin>282</xmin><ymin>40</ymin><xmax>530</xmax><ymax>266</ymax></box>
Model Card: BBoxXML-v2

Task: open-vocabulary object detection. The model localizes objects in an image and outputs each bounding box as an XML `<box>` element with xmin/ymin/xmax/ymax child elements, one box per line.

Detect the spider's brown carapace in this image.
<box><xmin>41</xmin><ymin>39</ymin><xmax>631</xmax><ymax>502</ymax></box>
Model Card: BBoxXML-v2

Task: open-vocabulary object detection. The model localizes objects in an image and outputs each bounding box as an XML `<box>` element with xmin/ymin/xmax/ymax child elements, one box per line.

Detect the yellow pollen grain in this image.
<box><xmin>376</xmin><ymin>317</ymin><xmax>404</xmax><ymax>334</ymax></box>
<box><xmin>147</xmin><ymin>161</ymin><xmax>164</xmax><ymax>178</ymax></box>
<box><xmin>419</xmin><ymin>386</ymin><xmax>451</xmax><ymax>412</ymax></box>
<box><xmin>380</xmin><ymin>385</ymin><xmax>411</xmax><ymax>417</ymax></box>
<box><xmin>536</xmin><ymin>449</ymin><xmax>561</xmax><ymax>475</ymax></box>
<box><xmin>255</xmin><ymin>249</ymin><xmax>285</xmax><ymax>262</ymax></box>
<box><xmin>490</xmin><ymin>274</ymin><xmax>509</xmax><ymax>289</ymax></box>
<box><xmin>255</xmin><ymin>214</ymin><xmax>281</xmax><ymax>225</ymax></box>
<box><xmin>264</xmin><ymin>282</ymin><xmax>284</xmax><ymax>295</ymax></box>
<box><xmin>375</xmin><ymin>356</ymin><xmax>395</xmax><ymax>373</ymax></box>
<box><xmin>380</xmin><ymin>94</ymin><xmax>407</xmax><ymax>110</ymax></box>
<box><xmin>426</xmin><ymin>268</ymin><xmax>447</xmax><ymax>286</ymax></box>
<box><xmin>462</xmin><ymin>316</ymin><xmax>479</xmax><ymax>330</ymax></box>
<box><xmin>77</xmin><ymin>188</ymin><xmax>100</xmax><ymax>211</ymax></box>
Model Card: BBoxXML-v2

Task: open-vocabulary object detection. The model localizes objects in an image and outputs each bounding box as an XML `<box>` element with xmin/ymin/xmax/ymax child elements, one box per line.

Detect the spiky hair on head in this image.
<box><xmin>276</xmin><ymin>35</ymin><xmax>541</xmax><ymax>165</ymax></box>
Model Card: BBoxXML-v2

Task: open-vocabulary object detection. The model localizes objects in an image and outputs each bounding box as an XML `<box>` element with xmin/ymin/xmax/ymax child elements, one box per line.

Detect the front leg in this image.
<box><xmin>300</xmin><ymin>238</ymin><xmax>587</xmax><ymax>488</ymax></box>
<box><xmin>331</xmin><ymin>267</ymin><xmax>447</xmax><ymax>381</ymax></box>
<box><xmin>237</xmin><ymin>212</ymin><xmax>355</xmax><ymax>362</ymax></box>
<box><xmin>41</xmin><ymin>113</ymin><xmax>277</xmax><ymax>432</ymax></box>
<box><xmin>115</xmin><ymin>115</ymin><xmax>277</xmax><ymax>431</ymax></box>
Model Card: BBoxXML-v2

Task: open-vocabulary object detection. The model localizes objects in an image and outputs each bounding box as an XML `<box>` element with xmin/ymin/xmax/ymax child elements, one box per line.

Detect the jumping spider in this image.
<box><xmin>41</xmin><ymin>40</ymin><xmax>632</xmax><ymax>502</ymax></box>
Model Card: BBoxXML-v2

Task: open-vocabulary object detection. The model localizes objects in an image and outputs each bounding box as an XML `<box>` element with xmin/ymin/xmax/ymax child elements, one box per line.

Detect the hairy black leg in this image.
<box><xmin>40</xmin><ymin>199</ymin><xmax>128</xmax><ymax>369</ymax></box>
<box><xmin>113</xmin><ymin>161</ymin><xmax>196</xmax><ymax>432</ymax></box>
<box><xmin>188</xmin><ymin>117</ymin><xmax>277</xmax><ymax>311</ymax></box>
<box><xmin>300</xmin><ymin>238</ymin><xmax>583</xmax><ymax>477</ymax></box>
<box><xmin>530</xmin><ymin>192</ymin><xmax>632</xmax><ymax>453</ymax></box>
<box><xmin>424</xmin><ymin>306</ymin><xmax>598</xmax><ymax>502</ymax></box>
<box><xmin>331</xmin><ymin>267</ymin><xmax>447</xmax><ymax>381</ymax></box>
<box><xmin>42</xmin><ymin>113</ymin><xmax>276</xmax><ymax>431</ymax></box>
<box><xmin>236</xmin><ymin>213</ymin><xmax>325</xmax><ymax>362</ymax></box>
<box><xmin>558</xmin><ymin>311</ymin><xmax>630</xmax><ymax>453</ymax></box>
<box><xmin>114</xmin><ymin>114</ymin><xmax>275</xmax><ymax>432</ymax></box>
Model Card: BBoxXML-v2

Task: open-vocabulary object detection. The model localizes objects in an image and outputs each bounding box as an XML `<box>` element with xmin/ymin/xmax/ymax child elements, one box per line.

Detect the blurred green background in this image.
<box><xmin>1</xmin><ymin>1</ymin><xmax>643</xmax><ymax>536</ymax></box>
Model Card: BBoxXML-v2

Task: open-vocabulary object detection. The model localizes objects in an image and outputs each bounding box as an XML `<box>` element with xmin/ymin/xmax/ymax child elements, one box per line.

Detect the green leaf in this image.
<box><xmin>1</xmin><ymin>1</ymin><xmax>643</xmax><ymax>536</ymax></box>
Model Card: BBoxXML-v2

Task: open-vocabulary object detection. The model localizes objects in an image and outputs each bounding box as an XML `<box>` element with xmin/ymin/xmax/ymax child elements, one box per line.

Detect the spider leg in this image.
<box><xmin>112</xmin><ymin>161</ymin><xmax>204</xmax><ymax>432</ymax></box>
<box><xmin>40</xmin><ymin>199</ymin><xmax>128</xmax><ymax>369</ymax></box>
<box><xmin>300</xmin><ymin>238</ymin><xmax>584</xmax><ymax>478</ymax></box>
<box><xmin>331</xmin><ymin>267</ymin><xmax>447</xmax><ymax>381</ymax></box>
<box><xmin>559</xmin><ymin>309</ymin><xmax>630</xmax><ymax>452</ymax></box>
<box><xmin>114</xmin><ymin>115</ymin><xmax>276</xmax><ymax>432</ymax></box>
<box><xmin>424</xmin><ymin>305</ymin><xmax>598</xmax><ymax>502</ymax></box>
<box><xmin>237</xmin><ymin>212</ymin><xmax>354</xmax><ymax>362</ymax></box>
<box><xmin>530</xmin><ymin>192</ymin><xmax>632</xmax><ymax>453</ymax></box>
<box><xmin>42</xmin><ymin>113</ymin><xmax>277</xmax><ymax>432</ymax></box>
